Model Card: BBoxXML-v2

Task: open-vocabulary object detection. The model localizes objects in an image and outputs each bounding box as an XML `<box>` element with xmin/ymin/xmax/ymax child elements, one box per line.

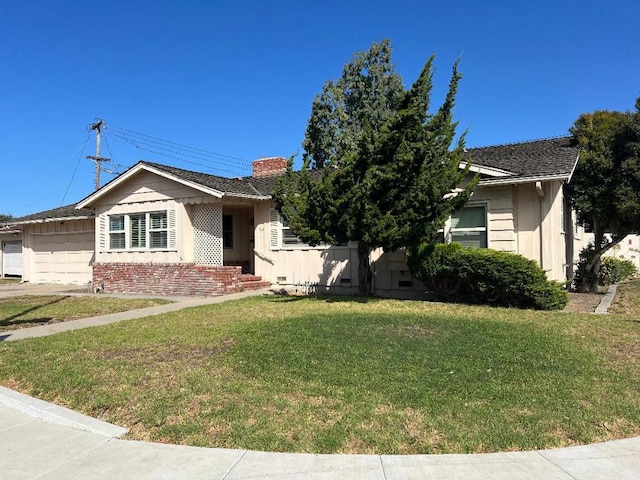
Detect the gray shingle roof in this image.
<box><xmin>137</xmin><ymin>138</ymin><xmax>581</xmax><ymax>198</ymax></box>
<box><xmin>144</xmin><ymin>162</ymin><xmax>269</xmax><ymax>197</ymax></box>
<box><xmin>13</xmin><ymin>138</ymin><xmax>579</xmax><ymax>223</ymax></box>
<box><xmin>8</xmin><ymin>204</ymin><xmax>94</xmax><ymax>225</ymax></box>
<box><xmin>466</xmin><ymin>137</ymin><xmax>579</xmax><ymax>181</ymax></box>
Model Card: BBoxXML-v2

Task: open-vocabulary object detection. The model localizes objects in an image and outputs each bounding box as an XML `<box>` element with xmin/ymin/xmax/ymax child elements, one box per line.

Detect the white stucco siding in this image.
<box><xmin>605</xmin><ymin>234</ymin><xmax>640</xmax><ymax>270</ymax></box>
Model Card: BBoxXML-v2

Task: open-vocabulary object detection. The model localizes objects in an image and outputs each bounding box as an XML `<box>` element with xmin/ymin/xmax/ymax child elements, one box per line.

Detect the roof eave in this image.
<box><xmin>459</xmin><ymin>161</ymin><xmax>514</xmax><ymax>177</ymax></box>
<box><xmin>478</xmin><ymin>173</ymin><xmax>571</xmax><ymax>186</ymax></box>
<box><xmin>566</xmin><ymin>150</ymin><xmax>581</xmax><ymax>184</ymax></box>
<box><xmin>76</xmin><ymin>163</ymin><xmax>224</xmax><ymax>209</ymax></box>
<box><xmin>224</xmin><ymin>193</ymin><xmax>271</xmax><ymax>201</ymax></box>
<box><xmin>7</xmin><ymin>215</ymin><xmax>94</xmax><ymax>226</ymax></box>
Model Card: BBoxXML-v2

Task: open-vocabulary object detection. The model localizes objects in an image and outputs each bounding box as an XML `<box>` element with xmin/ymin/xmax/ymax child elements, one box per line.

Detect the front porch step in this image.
<box><xmin>239</xmin><ymin>274</ymin><xmax>271</xmax><ymax>291</ymax></box>
<box><xmin>239</xmin><ymin>274</ymin><xmax>263</xmax><ymax>282</ymax></box>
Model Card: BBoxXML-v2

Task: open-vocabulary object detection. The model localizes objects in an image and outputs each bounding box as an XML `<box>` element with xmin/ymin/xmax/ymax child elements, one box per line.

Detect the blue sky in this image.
<box><xmin>1</xmin><ymin>0</ymin><xmax>638</xmax><ymax>217</ymax></box>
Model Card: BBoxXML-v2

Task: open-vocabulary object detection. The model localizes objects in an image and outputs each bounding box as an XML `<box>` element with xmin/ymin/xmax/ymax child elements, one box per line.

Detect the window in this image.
<box><xmin>269</xmin><ymin>209</ymin><xmax>307</xmax><ymax>249</ymax></box>
<box><xmin>106</xmin><ymin>211</ymin><xmax>171</xmax><ymax>250</ymax></box>
<box><xmin>149</xmin><ymin>212</ymin><xmax>168</xmax><ymax>248</ymax></box>
<box><xmin>450</xmin><ymin>206</ymin><xmax>487</xmax><ymax>248</ymax></box>
<box><xmin>130</xmin><ymin>214</ymin><xmax>147</xmax><ymax>248</ymax></box>
<box><xmin>109</xmin><ymin>215</ymin><xmax>125</xmax><ymax>249</ymax></box>
<box><xmin>223</xmin><ymin>214</ymin><xmax>233</xmax><ymax>249</ymax></box>
<box><xmin>281</xmin><ymin>216</ymin><xmax>305</xmax><ymax>246</ymax></box>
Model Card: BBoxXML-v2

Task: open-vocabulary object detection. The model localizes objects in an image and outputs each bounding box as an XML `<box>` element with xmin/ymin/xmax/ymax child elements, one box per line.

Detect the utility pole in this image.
<box><xmin>87</xmin><ymin>119</ymin><xmax>110</xmax><ymax>190</ymax></box>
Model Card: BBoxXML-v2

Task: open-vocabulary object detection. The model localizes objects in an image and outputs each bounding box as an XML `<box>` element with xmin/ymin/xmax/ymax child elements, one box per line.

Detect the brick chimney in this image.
<box><xmin>252</xmin><ymin>157</ymin><xmax>288</xmax><ymax>177</ymax></box>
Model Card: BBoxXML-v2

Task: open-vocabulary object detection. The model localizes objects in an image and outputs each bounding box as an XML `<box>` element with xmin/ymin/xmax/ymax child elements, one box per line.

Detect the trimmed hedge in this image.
<box><xmin>407</xmin><ymin>243</ymin><xmax>568</xmax><ymax>310</ymax></box>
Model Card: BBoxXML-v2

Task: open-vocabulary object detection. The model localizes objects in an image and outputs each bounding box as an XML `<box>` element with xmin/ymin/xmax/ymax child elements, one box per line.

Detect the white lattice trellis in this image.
<box><xmin>193</xmin><ymin>203</ymin><xmax>223</xmax><ymax>265</ymax></box>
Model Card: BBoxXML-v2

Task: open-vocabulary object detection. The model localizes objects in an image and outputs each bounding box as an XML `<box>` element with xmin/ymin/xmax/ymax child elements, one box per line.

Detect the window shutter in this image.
<box><xmin>269</xmin><ymin>209</ymin><xmax>280</xmax><ymax>250</ymax></box>
<box><xmin>168</xmin><ymin>209</ymin><xmax>177</xmax><ymax>249</ymax></box>
<box><xmin>98</xmin><ymin>214</ymin><xmax>107</xmax><ymax>251</ymax></box>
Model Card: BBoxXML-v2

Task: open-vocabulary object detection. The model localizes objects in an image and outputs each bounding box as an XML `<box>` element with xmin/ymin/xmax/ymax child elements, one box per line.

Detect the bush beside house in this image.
<box><xmin>572</xmin><ymin>246</ymin><xmax>638</xmax><ymax>291</ymax></box>
<box><xmin>407</xmin><ymin>243</ymin><xmax>568</xmax><ymax>310</ymax></box>
<box><xmin>600</xmin><ymin>257</ymin><xmax>638</xmax><ymax>285</ymax></box>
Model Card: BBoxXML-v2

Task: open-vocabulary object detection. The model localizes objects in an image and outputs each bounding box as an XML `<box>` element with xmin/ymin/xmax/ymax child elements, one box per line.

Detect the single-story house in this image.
<box><xmin>7</xmin><ymin>137</ymin><xmax>591</xmax><ymax>296</ymax></box>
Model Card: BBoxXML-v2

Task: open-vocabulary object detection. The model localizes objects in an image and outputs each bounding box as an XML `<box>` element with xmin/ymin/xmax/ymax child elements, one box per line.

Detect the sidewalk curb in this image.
<box><xmin>595</xmin><ymin>284</ymin><xmax>617</xmax><ymax>314</ymax></box>
<box><xmin>0</xmin><ymin>386</ymin><xmax>128</xmax><ymax>438</ymax></box>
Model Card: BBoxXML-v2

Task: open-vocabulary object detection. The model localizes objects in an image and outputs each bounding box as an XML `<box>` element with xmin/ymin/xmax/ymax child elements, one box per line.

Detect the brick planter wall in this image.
<box><xmin>93</xmin><ymin>263</ymin><xmax>244</xmax><ymax>296</ymax></box>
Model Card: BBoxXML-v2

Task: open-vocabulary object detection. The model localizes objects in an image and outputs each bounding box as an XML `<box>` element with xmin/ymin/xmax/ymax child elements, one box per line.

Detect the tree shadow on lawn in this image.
<box><xmin>0</xmin><ymin>317</ymin><xmax>53</xmax><ymax>329</ymax></box>
<box><xmin>0</xmin><ymin>296</ymin><xmax>67</xmax><ymax>329</ymax></box>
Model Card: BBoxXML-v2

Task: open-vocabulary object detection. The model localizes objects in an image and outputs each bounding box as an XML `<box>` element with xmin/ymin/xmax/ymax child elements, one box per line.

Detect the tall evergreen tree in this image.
<box><xmin>274</xmin><ymin>43</ymin><xmax>476</xmax><ymax>295</ymax></box>
<box><xmin>303</xmin><ymin>39</ymin><xmax>404</xmax><ymax>169</ymax></box>
<box><xmin>566</xmin><ymin>99</ymin><xmax>640</xmax><ymax>292</ymax></box>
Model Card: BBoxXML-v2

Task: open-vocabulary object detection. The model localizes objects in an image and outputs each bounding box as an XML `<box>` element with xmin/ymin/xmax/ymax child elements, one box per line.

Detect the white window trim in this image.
<box><xmin>440</xmin><ymin>203</ymin><xmax>489</xmax><ymax>248</ymax></box>
<box><xmin>268</xmin><ymin>209</ymin><xmax>350</xmax><ymax>251</ymax></box>
<box><xmin>108</xmin><ymin>215</ymin><xmax>125</xmax><ymax>249</ymax></box>
<box><xmin>104</xmin><ymin>210</ymin><xmax>176</xmax><ymax>252</ymax></box>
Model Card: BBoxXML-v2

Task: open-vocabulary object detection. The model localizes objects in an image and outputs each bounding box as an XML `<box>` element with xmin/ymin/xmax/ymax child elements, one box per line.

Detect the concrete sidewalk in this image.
<box><xmin>0</xmin><ymin>286</ymin><xmax>272</xmax><ymax>342</ymax></box>
<box><xmin>1</xmin><ymin>386</ymin><xmax>639</xmax><ymax>480</ymax></box>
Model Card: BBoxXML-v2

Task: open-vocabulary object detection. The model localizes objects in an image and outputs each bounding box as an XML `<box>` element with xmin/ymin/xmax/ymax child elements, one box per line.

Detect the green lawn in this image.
<box><xmin>0</xmin><ymin>278</ymin><xmax>20</xmax><ymax>285</ymax></box>
<box><xmin>0</xmin><ymin>283</ymin><xmax>639</xmax><ymax>454</ymax></box>
<box><xmin>0</xmin><ymin>295</ymin><xmax>171</xmax><ymax>332</ymax></box>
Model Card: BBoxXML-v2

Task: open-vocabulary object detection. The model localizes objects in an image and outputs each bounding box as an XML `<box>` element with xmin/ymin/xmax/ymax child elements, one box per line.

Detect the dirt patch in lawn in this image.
<box><xmin>564</xmin><ymin>292</ymin><xmax>605</xmax><ymax>313</ymax></box>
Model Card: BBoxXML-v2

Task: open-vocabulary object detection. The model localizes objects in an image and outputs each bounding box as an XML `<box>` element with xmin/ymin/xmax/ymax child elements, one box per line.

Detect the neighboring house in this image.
<box><xmin>7</xmin><ymin>137</ymin><xmax>592</xmax><ymax>296</ymax></box>
<box><xmin>601</xmin><ymin>233</ymin><xmax>640</xmax><ymax>271</ymax></box>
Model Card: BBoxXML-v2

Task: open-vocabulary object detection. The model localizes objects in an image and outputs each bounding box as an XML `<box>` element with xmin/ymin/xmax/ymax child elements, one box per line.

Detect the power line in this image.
<box><xmin>107</xmin><ymin>130</ymin><xmax>248</xmax><ymax>173</ymax></box>
<box><xmin>60</xmin><ymin>132</ymin><xmax>91</xmax><ymax>206</ymax></box>
<box><xmin>106</xmin><ymin>132</ymin><xmax>249</xmax><ymax>176</ymax></box>
<box><xmin>118</xmin><ymin>141</ymin><xmax>247</xmax><ymax>177</ymax></box>
<box><xmin>107</xmin><ymin>124</ymin><xmax>252</xmax><ymax>175</ymax></box>
<box><xmin>108</xmin><ymin>124</ymin><xmax>250</xmax><ymax>164</ymax></box>
<box><xmin>100</xmin><ymin>131</ymin><xmax>126</xmax><ymax>176</ymax></box>
<box><xmin>107</xmin><ymin>128</ymin><xmax>249</xmax><ymax>171</ymax></box>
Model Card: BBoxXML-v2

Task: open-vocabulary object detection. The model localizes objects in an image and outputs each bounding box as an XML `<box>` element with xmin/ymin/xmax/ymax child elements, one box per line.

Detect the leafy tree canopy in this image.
<box><xmin>566</xmin><ymin>98</ymin><xmax>640</xmax><ymax>291</ymax></box>
<box><xmin>0</xmin><ymin>213</ymin><xmax>13</xmax><ymax>224</ymax></box>
<box><xmin>274</xmin><ymin>40</ymin><xmax>476</xmax><ymax>295</ymax></box>
<box><xmin>303</xmin><ymin>39</ymin><xmax>404</xmax><ymax>170</ymax></box>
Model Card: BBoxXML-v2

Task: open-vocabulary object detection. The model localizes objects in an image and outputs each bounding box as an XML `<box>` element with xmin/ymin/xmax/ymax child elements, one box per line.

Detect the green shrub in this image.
<box><xmin>407</xmin><ymin>243</ymin><xmax>568</xmax><ymax>310</ymax></box>
<box><xmin>600</xmin><ymin>256</ymin><xmax>638</xmax><ymax>285</ymax></box>
<box><xmin>572</xmin><ymin>246</ymin><xmax>638</xmax><ymax>290</ymax></box>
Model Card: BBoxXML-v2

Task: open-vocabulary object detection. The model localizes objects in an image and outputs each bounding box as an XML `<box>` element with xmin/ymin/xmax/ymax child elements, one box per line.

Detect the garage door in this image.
<box><xmin>32</xmin><ymin>232</ymin><xmax>94</xmax><ymax>284</ymax></box>
<box><xmin>2</xmin><ymin>242</ymin><xmax>22</xmax><ymax>277</ymax></box>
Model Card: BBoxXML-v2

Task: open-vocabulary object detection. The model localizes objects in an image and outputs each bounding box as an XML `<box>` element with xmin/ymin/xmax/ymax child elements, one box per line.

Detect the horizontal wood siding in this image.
<box><xmin>97</xmin><ymin>170</ymin><xmax>213</xmax><ymax>206</ymax></box>
<box><xmin>473</xmin><ymin>186</ymin><xmax>516</xmax><ymax>253</ymax></box>
<box><xmin>254</xmin><ymin>200</ymin><xmax>358</xmax><ymax>291</ymax></box>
